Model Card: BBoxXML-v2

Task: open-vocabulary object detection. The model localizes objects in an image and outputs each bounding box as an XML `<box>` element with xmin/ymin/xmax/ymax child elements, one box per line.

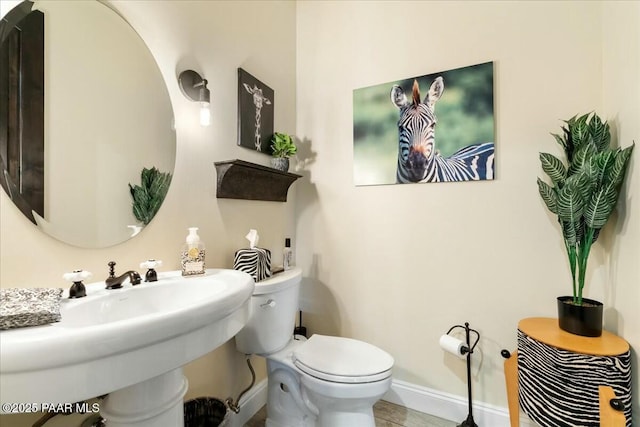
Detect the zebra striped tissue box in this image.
<box><xmin>234</xmin><ymin>247</ymin><xmax>272</xmax><ymax>282</ymax></box>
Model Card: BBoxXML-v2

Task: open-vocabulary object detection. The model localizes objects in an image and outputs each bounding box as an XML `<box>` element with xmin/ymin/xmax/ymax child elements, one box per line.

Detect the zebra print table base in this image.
<box><xmin>517</xmin><ymin>329</ymin><xmax>631</xmax><ymax>427</ymax></box>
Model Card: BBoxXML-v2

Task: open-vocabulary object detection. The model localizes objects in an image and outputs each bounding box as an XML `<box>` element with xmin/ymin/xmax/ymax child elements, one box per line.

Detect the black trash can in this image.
<box><xmin>184</xmin><ymin>397</ymin><xmax>229</xmax><ymax>427</ymax></box>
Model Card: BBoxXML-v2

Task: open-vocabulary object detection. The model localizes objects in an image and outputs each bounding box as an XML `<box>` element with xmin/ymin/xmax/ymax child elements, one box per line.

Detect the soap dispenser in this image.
<box><xmin>181</xmin><ymin>227</ymin><xmax>205</xmax><ymax>276</ymax></box>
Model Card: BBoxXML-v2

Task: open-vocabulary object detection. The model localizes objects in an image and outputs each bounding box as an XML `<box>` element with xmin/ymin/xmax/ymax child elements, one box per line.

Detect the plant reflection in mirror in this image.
<box><xmin>128</xmin><ymin>167</ymin><xmax>172</xmax><ymax>225</ymax></box>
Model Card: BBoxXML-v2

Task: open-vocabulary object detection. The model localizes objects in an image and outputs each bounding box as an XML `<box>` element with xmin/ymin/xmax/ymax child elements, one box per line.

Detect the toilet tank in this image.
<box><xmin>235</xmin><ymin>268</ymin><xmax>302</xmax><ymax>355</ymax></box>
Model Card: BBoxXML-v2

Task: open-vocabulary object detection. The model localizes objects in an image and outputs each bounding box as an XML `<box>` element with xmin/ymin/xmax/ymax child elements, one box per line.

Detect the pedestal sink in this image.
<box><xmin>0</xmin><ymin>269</ymin><xmax>254</xmax><ymax>426</ymax></box>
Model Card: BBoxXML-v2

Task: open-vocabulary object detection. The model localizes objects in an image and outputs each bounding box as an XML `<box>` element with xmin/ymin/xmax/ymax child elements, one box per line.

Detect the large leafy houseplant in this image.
<box><xmin>537</xmin><ymin>113</ymin><xmax>634</xmax><ymax>307</ymax></box>
<box><xmin>128</xmin><ymin>167</ymin><xmax>172</xmax><ymax>225</ymax></box>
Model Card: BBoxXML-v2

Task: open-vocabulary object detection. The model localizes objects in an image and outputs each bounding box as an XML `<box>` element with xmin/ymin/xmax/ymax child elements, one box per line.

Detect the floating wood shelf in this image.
<box><xmin>214</xmin><ymin>159</ymin><xmax>301</xmax><ymax>202</ymax></box>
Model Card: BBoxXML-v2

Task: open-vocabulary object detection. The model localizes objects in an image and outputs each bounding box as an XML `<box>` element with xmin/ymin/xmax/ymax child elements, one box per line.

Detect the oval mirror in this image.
<box><xmin>0</xmin><ymin>0</ymin><xmax>176</xmax><ymax>248</ymax></box>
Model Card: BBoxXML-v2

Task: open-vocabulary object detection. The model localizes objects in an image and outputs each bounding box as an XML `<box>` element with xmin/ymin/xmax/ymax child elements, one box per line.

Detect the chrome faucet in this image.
<box><xmin>105</xmin><ymin>261</ymin><xmax>141</xmax><ymax>290</ymax></box>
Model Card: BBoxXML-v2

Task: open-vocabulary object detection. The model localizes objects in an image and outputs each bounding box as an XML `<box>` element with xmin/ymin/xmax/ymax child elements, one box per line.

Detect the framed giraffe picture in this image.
<box><xmin>353</xmin><ymin>61</ymin><xmax>495</xmax><ymax>186</ymax></box>
<box><xmin>237</xmin><ymin>68</ymin><xmax>275</xmax><ymax>154</ymax></box>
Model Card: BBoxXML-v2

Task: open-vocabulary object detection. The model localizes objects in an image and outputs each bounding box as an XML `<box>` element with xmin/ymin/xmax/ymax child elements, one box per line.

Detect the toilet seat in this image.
<box><xmin>293</xmin><ymin>335</ymin><xmax>394</xmax><ymax>384</ymax></box>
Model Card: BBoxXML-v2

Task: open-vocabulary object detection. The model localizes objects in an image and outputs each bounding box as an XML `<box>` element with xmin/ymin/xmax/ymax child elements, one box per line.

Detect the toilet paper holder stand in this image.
<box><xmin>445</xmin><ymin>322</ymin><xmax>480</xmax><ymax>427</ymax></box>
<box><xmin>445</xmin><ymin>322</ymin><xmax>480</xmax><ymax>356</ymax></box>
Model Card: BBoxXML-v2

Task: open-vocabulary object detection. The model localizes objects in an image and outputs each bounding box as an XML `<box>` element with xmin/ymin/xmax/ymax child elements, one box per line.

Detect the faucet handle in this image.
<box><xmin>140</xmin><ymin>259</ymin><xmax>162</xmax><ymax>270</ymax></box>
<box><xmin>140</xmin><ymin>259</ymin><xmax>162</xmax><ymax>282</ymax></box>
<box><xmin>63</xmin><ymin>270</ymin><xmax>92</xmax><ymax>299</ymax></box>
<box><xmin>63</xmin><ymin>270</ymin><xmax>92</xmax><ymax>283</ymax></box>
<box><xmin>108</xmin><ymin>261</ymin><xmax>116</xmax><ymax>277</ymax></box>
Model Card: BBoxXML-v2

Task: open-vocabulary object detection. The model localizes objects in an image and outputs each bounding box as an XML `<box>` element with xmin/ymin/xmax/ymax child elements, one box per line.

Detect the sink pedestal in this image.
<box><xmin>101</xmin><ymin>368</ymin><xmax>188</xmax><ymax>427</ymax></box>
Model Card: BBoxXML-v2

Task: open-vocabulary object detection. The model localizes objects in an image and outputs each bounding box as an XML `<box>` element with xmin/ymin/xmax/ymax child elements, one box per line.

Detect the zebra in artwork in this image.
<box><xmin>390</xmin><ymin>77</ymin><xmax>494</xmax><ymax>183</ymax></box>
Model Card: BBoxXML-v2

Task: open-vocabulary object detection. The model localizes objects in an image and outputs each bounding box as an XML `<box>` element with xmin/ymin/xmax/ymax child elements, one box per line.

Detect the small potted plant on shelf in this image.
<box><xmin>537</xmin><ymin>112</ymin><xmax>634</xmax><ymax>337</ymax></box>
<box><xmin>270</xmin><ymin>132</ymin><xmax>297</xmax><ymax>172</ymax></box>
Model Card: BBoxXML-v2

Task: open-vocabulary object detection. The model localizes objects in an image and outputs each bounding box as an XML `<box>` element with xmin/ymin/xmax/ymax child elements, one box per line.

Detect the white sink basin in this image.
<box><xmin>0</xmin><ymin>269</ymin><xmax>254</xmax><ymax>425</ymax></box>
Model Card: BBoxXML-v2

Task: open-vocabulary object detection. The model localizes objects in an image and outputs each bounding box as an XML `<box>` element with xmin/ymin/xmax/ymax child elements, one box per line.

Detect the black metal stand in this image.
<box><xmin>446</xmin><ymin>322</ymin><xmax>480</xmax><ymax>427</ymax></box>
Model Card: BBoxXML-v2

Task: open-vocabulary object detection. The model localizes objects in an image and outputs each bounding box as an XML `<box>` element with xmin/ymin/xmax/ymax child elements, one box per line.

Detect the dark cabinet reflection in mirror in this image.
<box><xmin>0</xmin><ymin>1</ymin><xmax>43</xmax><ymax>224</ymax></box>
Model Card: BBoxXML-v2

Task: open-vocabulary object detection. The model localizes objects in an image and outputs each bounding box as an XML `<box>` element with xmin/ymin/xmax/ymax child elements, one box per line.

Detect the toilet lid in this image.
<box><xmin>293</xmin><ymin>335</ymin><xmax>394</xmax><ymax>384</ymax></box>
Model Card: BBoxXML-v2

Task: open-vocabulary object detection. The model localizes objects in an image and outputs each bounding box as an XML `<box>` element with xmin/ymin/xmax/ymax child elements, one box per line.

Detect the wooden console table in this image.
<box><xmin>504</xmin><ymin>317</ymin><xmax>631</xmax><ymax>427</ymax></box>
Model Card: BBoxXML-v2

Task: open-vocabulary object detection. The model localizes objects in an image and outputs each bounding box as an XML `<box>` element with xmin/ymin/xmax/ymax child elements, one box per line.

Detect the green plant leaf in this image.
<box><xmin>568</xmin><ymin>140</ymin><xmax>596</xmax><ymax>177</ymax></box>
<box><xmin>585</xmin><ymin>186</ymin><xmax>618</xmax><ymax>229</ymax></box>
<box><xmin>141</xmin><ymin>167</ymin><xmax>156</xmax><ymax>189</ymax></box>
<box><xmin>609</xmin><ymin>144</ymin><xmax>634</xmax><ymax>187</ymax></box>
<box><xmin>539</xmin><ymin>153</ymin><xmax>566</xmax><ymax>185</ymax></box>
<box><xmin>564</xmin><ymin>127</ymin><xmax>576</xmax><ymax>163</ymax></box>
<box><xmin>129</xmin><ymin>167</ymin><xmax>172</xmax><ymax>225</ymax></box>
<box><xmin>561</xmin><ymin>219</ymin><xmax>577</xmax><ymax>247</ymax></box>
<box><xmin>583</xmin><ymin>144</ymin><xmax>634</xmax><ymax>230</ymax></box>
<box><xmin>551</xmin><ymin>132</ymin><xmax>567</xmax><ymax>150</ymax></box>
<box><xmin>129</xmin><ymin>185</ymin><xmax>151</xmax><ymax>223</ymax></box>
<box><xmin>271</xmin><ymin>132</ymin><xmax>297</xmax><ymax>158</ymax></box>
<box><xmin>537</xmin><ymin>178</ymin><xmax>558</xmax><ymax>214</ymax></box>
<box><xmin>558</xmin><ymin>222</ymin><xmax>580</xmax><ymax>251</ymax></box>
<box><xmin>556</xmin><ymin>176</ymin><xmax>585</xmax><ymax>224</ymax></box>
<box><xmin>570</xmin><ymin>113</ymin><xmax>590</xmax><ymax>150</ymax></box>
<box><xmin>149</xmin><ymin>171</ymin><xmax>171</xmax><ymax>195</ymax></box>
<box><xmin>132</xmin><ymin>204</ymin><xmax>146</xmax><ymax>224</ymax></box>
<box><xmin>574</xmin><ymin>167</ymin><xmax>595</xmax><ymax>207</ymax></box>
<box><xmin>563</xmin><ymin>114</ymin><xmax>577</xmax><ymax>127</ymax></box>
<box><xmin>590</xmin><ymin>149</ymin><xmax>617</xmax><ymax>188</ymax></box>
<box><xmin>588</xmin><ymin>114</ymin><xmax>610</xmax><ymax>152</ymax></box>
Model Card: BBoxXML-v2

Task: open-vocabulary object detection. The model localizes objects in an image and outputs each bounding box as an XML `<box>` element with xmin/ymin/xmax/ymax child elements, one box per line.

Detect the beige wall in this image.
<box><xmin>1</xmin><ymin>0</ymin><xmax>638</xmax><ymax>424</ymax></box>
<box><xmin>295</xmin><ymin>0</ymin><xmax>638</xmax><ymax>413</ymax></box>
<box><xmin>0</xmin><ymin>0</ymin><xmax>296</xmax><ymax>425</ymax></box>
<box><xmin>601</xmin><ymin>1</ymin><xmax>640</xmax><ymax>415</ymax></box>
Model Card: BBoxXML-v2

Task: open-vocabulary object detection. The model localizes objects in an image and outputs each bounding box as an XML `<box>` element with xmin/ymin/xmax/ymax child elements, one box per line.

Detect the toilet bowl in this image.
<box><xmin>234</xmin><ymin>268</ymin><xmax>394</xmax><ymax>427</ymax></box>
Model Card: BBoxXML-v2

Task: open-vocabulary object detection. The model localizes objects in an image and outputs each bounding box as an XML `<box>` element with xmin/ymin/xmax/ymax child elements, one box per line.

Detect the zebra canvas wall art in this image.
<box><xmin>238</xmin><ymin>68</ymin><xmax>275</xmax><ymax>153</ymax></box>
<box><xmin>353</xmin><ymin>62</ymin><xmax>495</xmax><ymax>186</ymax></box>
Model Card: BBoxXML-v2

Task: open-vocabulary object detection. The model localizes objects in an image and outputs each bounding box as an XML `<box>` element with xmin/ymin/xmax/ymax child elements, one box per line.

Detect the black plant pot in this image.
<box><xmin>557</xmin><ymin>296</ymin><xmax>603</xmax><ymax>337</ymax></box>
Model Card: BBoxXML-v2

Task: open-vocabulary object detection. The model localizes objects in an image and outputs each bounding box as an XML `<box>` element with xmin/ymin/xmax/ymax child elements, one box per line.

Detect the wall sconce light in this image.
<box><xmin>178</xmin><ymin>70</ymin><xmax>210</xmax><ymax>127</ymax></box>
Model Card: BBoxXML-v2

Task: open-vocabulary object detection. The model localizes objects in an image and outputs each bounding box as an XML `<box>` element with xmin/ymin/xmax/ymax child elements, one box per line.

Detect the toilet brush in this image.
<box><xmin>293</xmin><ymin>310</ymin><xmax>307</xmax><ymax>338</ymax></box>
<box><xmin>443</xmin><ymin>322</ymin><xmax>480</xmax><ymax>427</ymax></box>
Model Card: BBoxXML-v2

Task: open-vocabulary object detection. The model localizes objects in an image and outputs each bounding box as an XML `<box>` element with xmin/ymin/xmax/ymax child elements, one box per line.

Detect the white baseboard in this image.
<box><xmin>224</xmin><ymin>377</ymin><xmax>536</xmax><ymax>427</ymax></box>
<box><xmin>225</xmin><ymin>378</ymin><xmax>268</xmax><ymax>427</ymax></box>
<box><xmin>383</xmin><ymin>379</ymin><xmax>536</xmax><ymax>427</ymax></box>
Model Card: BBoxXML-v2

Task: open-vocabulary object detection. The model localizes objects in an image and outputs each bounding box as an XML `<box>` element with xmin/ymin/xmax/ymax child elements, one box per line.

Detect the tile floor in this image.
<box><xmin>244</xmin><ymin>400</ymin><xmax>457</xmax><ymax>427</ymax></box>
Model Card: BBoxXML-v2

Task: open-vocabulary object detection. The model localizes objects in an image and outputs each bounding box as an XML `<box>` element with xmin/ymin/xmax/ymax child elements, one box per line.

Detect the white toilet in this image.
<box><xmin>235</xmin><ymin>268</ymin><xmax>394</xmax><ymax>427</ymax></box>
